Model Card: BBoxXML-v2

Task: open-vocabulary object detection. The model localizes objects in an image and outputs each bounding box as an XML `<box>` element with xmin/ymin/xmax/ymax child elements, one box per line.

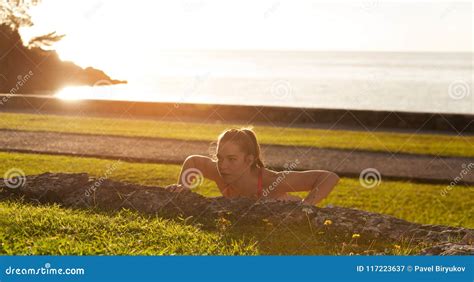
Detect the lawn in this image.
<box><xmin>1</xmin><ymin>112</ymin><xmax>473</xmax><ymax>157</ymax></box>
<box><xmin>0</xmin><ymin>201</ymin><xmax>258</xmax><ymax>255</ymax></box>
<box><xmin>1</xmin><ymin>152</ymin><xmax>472</xmax><ymax>255</ymax></box>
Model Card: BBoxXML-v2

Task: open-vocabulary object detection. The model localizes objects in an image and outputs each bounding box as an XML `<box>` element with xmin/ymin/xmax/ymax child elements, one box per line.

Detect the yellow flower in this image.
<box><xmin>324</xmin><ymin>219</ymin><xmax>333</xmax><ymax>225</ymax></box>
<box><xmin>352</xmin><ymin>233</ymin><xmax>360</xmax><ymax>239</ymax></box>
<box><xmin>394</xmin><ymin>244</ymin><xmax>401</xmax><ymax>249</ymax></box>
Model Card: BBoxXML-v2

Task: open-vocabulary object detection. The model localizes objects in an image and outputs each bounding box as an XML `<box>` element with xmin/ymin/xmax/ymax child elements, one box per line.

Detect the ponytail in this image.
<box><xmin>241</xmin><ymin>128</ymin><xmax>265</xmax><ymax>168</ymax></box>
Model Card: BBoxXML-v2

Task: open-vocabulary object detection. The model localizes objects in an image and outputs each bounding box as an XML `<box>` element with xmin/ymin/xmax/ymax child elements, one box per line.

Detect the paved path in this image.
<box><xmin>0</xmin><ymin>129</ymin><xmax>473</xmax><ymax>185</ymax></box>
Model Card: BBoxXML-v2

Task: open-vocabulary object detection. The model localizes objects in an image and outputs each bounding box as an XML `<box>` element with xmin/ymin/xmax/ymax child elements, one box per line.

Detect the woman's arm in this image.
<box><xmin>171</xmin><ymin>155</ymin><xmax>220</xmax><ymax>190</ymax></box>
<box><xmin>275</xmin><ymin>170</ymin><xmax>340</xmax><ymax>205</ymax></box>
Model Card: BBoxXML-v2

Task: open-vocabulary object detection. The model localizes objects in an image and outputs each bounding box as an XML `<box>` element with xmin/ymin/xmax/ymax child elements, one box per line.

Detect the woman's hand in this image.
<box><xmin>165</xmin><ymin>184</ymin><xmax>191</xmax><ymax>193</ymax></box>
<box><xmin>275</xmin><ymin>170</ymin><xmax>340</xmax><ymax>205</ymax></box>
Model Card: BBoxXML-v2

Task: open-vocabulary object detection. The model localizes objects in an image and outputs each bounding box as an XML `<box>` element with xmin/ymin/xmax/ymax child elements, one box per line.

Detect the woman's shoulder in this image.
<box><xmin>260</xmin><ymin>168</ymin><xmax>288</xmax><ymax>196</ymax></box>
<box><xmin>262</xmin><ymin>167</ymin><xmax>286</xmax><ymax>180</ymax></box>
<box><xmin>189</xmin><ymin>155</ymin><xmax>222</xmax><ymax>181</ymax></box>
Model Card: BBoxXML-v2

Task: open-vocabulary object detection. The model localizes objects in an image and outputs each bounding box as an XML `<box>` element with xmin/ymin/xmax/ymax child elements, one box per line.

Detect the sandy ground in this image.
<box><xmin>0</xmin><ymin>129</ymin><xmax>473</xmax><ymax>185</ymax></box>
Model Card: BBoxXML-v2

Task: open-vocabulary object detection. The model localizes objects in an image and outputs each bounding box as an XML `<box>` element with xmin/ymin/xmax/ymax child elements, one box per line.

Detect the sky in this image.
<box><xmin>19</xmin><ymin>0</ymin><xmax>473</xmax><ymax>80</ymax></box>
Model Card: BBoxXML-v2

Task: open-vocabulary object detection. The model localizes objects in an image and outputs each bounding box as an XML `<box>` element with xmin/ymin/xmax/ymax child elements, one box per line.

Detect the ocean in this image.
<box><xmin>56</xmin><ymin>51</ymin><xmax>473</xmax><ymax>115</ymax></box>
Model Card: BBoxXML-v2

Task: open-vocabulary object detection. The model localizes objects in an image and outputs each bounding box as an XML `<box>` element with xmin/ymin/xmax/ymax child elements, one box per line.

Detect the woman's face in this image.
<box><xmin>216</xmin><ymin>141</ymin><xmax>254</xmax><ymax>183</ymax></box>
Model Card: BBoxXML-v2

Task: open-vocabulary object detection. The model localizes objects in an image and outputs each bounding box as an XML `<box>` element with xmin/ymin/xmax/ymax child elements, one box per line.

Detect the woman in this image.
<box><xmin>167</xmin><ymin>128</ymin><xmax>340</xmax><ymax>205</ymax></box>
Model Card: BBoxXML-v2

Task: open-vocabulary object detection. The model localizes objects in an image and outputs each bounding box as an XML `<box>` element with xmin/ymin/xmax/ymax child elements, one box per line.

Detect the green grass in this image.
<box><xmin>0</xmin><ymin>200</ymin><xmax>421</xmax><ymax>255</ymax></box>
<box><xmin>1</xmin><ymin>112</ymin><xmax>473</xmax><ymax>157</ymax></box>
<box><xmin>0</xmin><ymin>201</ymin><xmax>258</xmax><ymax>255</ymax></box>
<box><xmin>0</xmin><ymin>152</ymin><xmax>472</xmax><ymax>255</ymax></box>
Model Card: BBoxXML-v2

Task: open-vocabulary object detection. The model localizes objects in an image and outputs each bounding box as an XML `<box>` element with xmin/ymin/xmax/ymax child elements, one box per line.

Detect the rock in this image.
<box><xmin>420</xmin><ymin>243</ymin><xmax>474</xmax><ymax>255</ymax></box>
<box><xmin>1</xmin><ymin>172</ymin><xmax>472</xmax><ymax>253</ymax></box>
<box><xmin>461</xmin><ymin>230</ymin><xmax>474</xmax><ymax>244</ymax></box>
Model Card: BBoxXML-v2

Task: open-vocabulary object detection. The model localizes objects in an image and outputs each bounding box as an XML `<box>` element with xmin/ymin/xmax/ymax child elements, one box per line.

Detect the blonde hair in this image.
<box><xmin>215</xmin><ymin>127</ymin><xmax>264</xmax><ymax>168</ymax></box>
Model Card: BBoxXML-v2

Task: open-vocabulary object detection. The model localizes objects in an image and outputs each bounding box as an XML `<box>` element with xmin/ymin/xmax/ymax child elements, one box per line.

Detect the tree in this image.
<box><xmin>0</xmin><ymin>0</ymin><xmax>65</xmax><ymax>49</ymax></box>
<box><xmin>0</xmin><ymin>0</ymin><xmax>38</xmax><ymax>30</ymax></box>
<box><xmin>0</xmin><ymin>0</ymin><xmax>125</xmax><ymax>95</ymax></box>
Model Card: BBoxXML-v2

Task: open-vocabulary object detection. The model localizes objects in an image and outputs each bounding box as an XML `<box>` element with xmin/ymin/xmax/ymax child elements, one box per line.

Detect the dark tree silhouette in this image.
<box><xmin>0</xmin><ymin>0</ymin><xmax>35</xmax><ymax>30</ymax></box>
<box><xmin>27</xmin><ymin>32</ymin><xmax>66</xmax><ymax>49</ymax></box>
<box><xmin>0</xmin><ymin>0</ymin><xmax>126</xmax><ymax>95</ymax></box>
